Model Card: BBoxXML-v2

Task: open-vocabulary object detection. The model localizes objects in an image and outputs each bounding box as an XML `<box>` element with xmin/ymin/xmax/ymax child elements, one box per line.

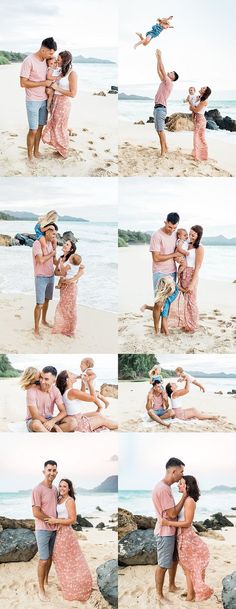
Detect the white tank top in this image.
<box><xmin>178</xmin><ymin>508</ymin><xmax>184</xmax><ymax>521</ymax></box>
<box><xmin>63</xmin><ymin>389</ymin><xmax>82</xmax><ymax>415</ymax></box>
<box><xmin>186</xmin><ymin>248</ymin><xmax>196</xmax><ymax>268</ymax></box>
<box><xmin>197</xmin><ymin>104</ymin><xmax>207</xmax><ymax>115</ymax></box>
<box><xmin>57</xmin><ymin>498</ymin><xmax>69</xmax><ymax>518</ymax></box>
<box><xmin>55</xmin><ymin>69</ymin><xmax>72</xmax><ymax>95</ymax></box>
<box><xmin>171</xmin><ymin>395</ymin><xmax>183</xmax><ymax>410</ymax></box>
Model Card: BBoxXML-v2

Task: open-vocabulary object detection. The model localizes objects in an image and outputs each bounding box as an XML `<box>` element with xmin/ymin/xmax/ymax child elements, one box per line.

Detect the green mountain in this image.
<box><xmin>118</xmin><ymin>229</ymin><xmax>236</xmax><ymax>248</ymax></box>
<box><xmin>0</xmin><ymin>50</ymin><xmax>26</xmax><ymax>64</ymax></box>
<box><xmin>73</xmin><ymin>55</ymin><xmax>115</xmax><ymax>64</ymax></box>
<box><xmin>186</xmin><ymin>371</ymin><xmax>236</xmax><ymax>379</ymax></box>
<box><xmin>1</xmin><ymin>210</ymin><xmax>89</xmax><ymax>222</ymax></box>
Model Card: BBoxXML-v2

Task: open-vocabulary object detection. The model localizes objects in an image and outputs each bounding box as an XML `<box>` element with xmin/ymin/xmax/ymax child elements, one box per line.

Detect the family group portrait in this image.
<box><xmin>118</xmin><ymin>354</ymin><xmax>236</xmax><ymax>433</ymax></box>
<box><xmin>118</xmin><ymin>433</ymin><xmax>236</xmax><ymax>609</ymax></box>
<box><xmin>0</xmin><ymin>433</ymin><xmax>118</xmax><ymax>608</ymax></box>
<box><xmin>0</xmin><ymin>178</ymin><xmax>117</xmax><ymax>353</ymax></box>
<box><xmin>119</xmin><ymin>0</ymin><xmax>236</xmax><ymax>177</ymax></box>
<box><xmin>0</xmin><ymin>353</ymin><xmax>118</xmax><ymax>433</ymax></box>
<box><xmin>0</xmin><ymin>0</ymin><xmax>117</xmax><ymax>177</ymax></box>
<box><xmin>118</xmin><ymin>178</ymin><xmax>236</xmax><ymax>353</ymax></box>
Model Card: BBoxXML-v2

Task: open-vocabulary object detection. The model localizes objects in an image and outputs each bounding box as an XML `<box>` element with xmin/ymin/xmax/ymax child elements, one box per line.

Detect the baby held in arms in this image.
<box><xmin>56</xmin><ymin>253</ymin><xmax>84</xmax><ymax>289</ymax></box>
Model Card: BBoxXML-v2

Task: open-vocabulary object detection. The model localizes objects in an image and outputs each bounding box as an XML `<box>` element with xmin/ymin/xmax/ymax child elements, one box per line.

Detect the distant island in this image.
<box><xmin>77</xmin><ymin>475</ymin><xmax>118</xmax><ymax>494</ymax></box>
<box><xmin>1</xmin><ymin>210</ymin><xmax>89</xmax><ymax>223</ymax></box>
<box><xmin>118</xmin><ymin>229</ymin><xmax>236</xmax><ymax>247</ymax></box>
<box><xmin>185</xmin><ymin>371</ymin><xmax>236</xmax><ymax>379</ymax></box>
<box><xmin>0</xmin><ymin>50</ymin><xmax>115</xmax><ymax>65</ymax></box>
<box><xmin>119</xmin><ymin>92</ymin><xmax>152</xmax><ymax>101</ymax></box>
<box><xmin>207</xmin><ymin>485</ymin><xmax>236</xmax><ymax>493</ymax></box>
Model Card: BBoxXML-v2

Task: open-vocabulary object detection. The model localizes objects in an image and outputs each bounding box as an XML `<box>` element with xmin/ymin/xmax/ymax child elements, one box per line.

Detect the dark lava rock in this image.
<box><xmin>134</xmin><ymin>514</ymin><xmax>156</xmax><ymax>530</ymax></box>
<box><xmin>119</xmin><ymin>528</ymin><xmax>157</xmax><ymax>566</ymax></box>
<box><xmin>222</xmin><ymin>571</ymin><xmax>236</xmax><ymax>609</ymax></box>
<box><xmin>76</xmin><ymin>515</ymin><xmax>93</xmax><ymax>528</ymax></box>
<box><xmin>203</xmin><ymin>512</ymin><xmax>233</xmax><ymax>530</ymax></box>
<box><xmin>0</xmin><ymin>529</ymin><xmax>37</xmax><ymax>562</ymax></box>
<box><xmin>193</xmin><ymin>521</ymin><xmax>207</xmax><ymax>533</ymax></box>
<box><xmin>0</xmin><ymin>517</ymin><xmax>34</xmax><ymax>531</ymax></box>
<box><xmin>147</xmin><ymin>116</ymin><xmax>154</xmax><ymax>123</ymax></box>
<box><xmin>96</xmin><ymin>522</ymin><xmax>105</xmax><ymax>529</ymax></box>
<box><xmin>97</xmin><ymin>559</ymin><xmax>118</xmax><ymax>607</ymax></box>
<box><xmin>206</xmin><ymin>119</ymin><xmax>219</xmax><ymax>130</ymax></box>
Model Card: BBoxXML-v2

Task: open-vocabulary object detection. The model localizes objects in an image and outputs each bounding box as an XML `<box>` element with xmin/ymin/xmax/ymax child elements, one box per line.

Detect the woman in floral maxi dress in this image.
<box><xmin>52</xmin><ymin>240</ymin><xmax>83</xmax><ymax>338</ymax></box>
<box><xmin>45</xmin><ymin>479</ymin><xmax>92</xmax><ymax>602</ymax></box>
<box><xmin>189</xmin><ymin>86</ymin><xmax>212</xmax><ymax>161</ymax></box>
<box><xmin>161</xmin><ymin>476</ymin><xmax>213</xmax><ymax>602</ymax></box>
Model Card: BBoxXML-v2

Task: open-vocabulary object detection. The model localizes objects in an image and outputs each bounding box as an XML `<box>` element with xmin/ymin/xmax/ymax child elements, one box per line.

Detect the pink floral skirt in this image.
<box><xmin>169</xmin><ymin>268</ymin><xmax>199</xmax><ymax>333</ymax></box>
<box><xmin>174</xmin><ymin>408</ymin><xmax>197</xmax><ymax>420</ymax></box>
<box><xmin>42</xmin><ymin>95</ymin><xmax>71</xmax><ymax>158</ymax></box>
<box><xmin>193</xmin><ymin>114</ymin><xmax>208</xmax><ymax>161</ymax></box>
<box><xmin>178</xmin><ymin>527</ymin><xmax>213</xmax><ymax>601</ymax></box>
<box><xmin>52</xmin><ymin>282</ymin><xmax>77</xmax><ymax>337</ymax></box>
<box><xmin>53</xmin><ymin>526</ymin><xmax>92</xmax><ymax>601</ymax></box>
<box><xmin>73</xmin><ymin>413</ymin><xmax>107</xmax><ymax>433</ymax></box>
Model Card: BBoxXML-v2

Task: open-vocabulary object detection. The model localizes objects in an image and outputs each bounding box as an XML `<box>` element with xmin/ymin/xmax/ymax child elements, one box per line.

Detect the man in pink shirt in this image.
<box><xmin>32</xmin><ymin>223</ymin><xmax>57</xmax><ymax>338</ymax></box>
<box><xmin>20</xmin><ymin>37</ymin><xmax>57</xmax><ymax>160</ymax></box>
<box><xmin>26</xmin><ymin>365</ymin><xmax>77</xmax><ymax>432</ymax></box>
<box><xmin>154</xmin><ymin>49</ymin><xmax>179</xmax><ymax>156</ymax></box>
<box><xmin>149</xmin><ymin>212</ymin><xmax>180</xmax><ymax>331</ymax></box>
<box><xmin>152</xmin><ymin>457</ymin><xmax>186</xmax><ymax>603</ymax></box>
<box><xmin>32</xmin><ymin>459</ymin><xmax>58</xmax><ymax>601</ymax></box>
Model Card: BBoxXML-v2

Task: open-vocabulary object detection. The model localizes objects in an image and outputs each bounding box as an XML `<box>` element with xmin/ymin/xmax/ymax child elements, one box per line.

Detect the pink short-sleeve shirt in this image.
<box><xmin>20</xmin><ymin>54</ymin><xmax>47</xmax><ymax>101</ymax></box>
<box><xmin>152</xmin><ymin>481</ymin><xmax>176</xmax><ymax>536</ymax></box>
<box><xmin>149</xmin><ymin>228</ymin><xmax>177</xmax><ymax>274</ymax></box>
<box><xmin>32</xmin><ymin>482</ymin><xmax>57</xmax><ymax>530</ymax></box>
<box><xmin>26</xmin><ymin>385</ymin><xmax>63</xmax><ymax>420</ymax></box>
<box><xmin>32</xmin><ymin>240</ymin><xmax>54</xmax><ymax>277</ymax></box>
<box><xmin>155</xmin><ymin>76</ymin><xmax>173</xmax><ymax>106</ymax></box>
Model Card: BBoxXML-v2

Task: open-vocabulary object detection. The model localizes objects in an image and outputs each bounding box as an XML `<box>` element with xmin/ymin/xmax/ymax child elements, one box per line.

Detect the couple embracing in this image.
<box><xmin>142</xmin><ymin>212</ymin><xmax>204</xmax><ymax>335</ymax></box>
<box><xmin>20</xmin><ymin>37</ymin><xmax>77</xmax><ymax>161</ymax></box>
<box><xmin>32</xmin><ymin>460</ymin><xmax>92</xmax><ymax>603</ymax></box>
<box><xmin>153</xmin><ymin>457</ymin><xmax>213</xmax><ymax>603</ymax></box>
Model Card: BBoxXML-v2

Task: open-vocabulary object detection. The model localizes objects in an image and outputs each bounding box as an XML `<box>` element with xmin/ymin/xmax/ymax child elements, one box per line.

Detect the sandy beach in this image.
<box><xmin>118</xmin><ymin>380</ymin><xmax>236</xmax><ymax>433</ymax></box>
<box><xmin>119</xmin><ymin>121</ymin><xmax>236</xmax><ymax>177</ymax></box>
<box><xmin>118</xmin><ymin>245</ymin><xmax>236</xmax><ymax>354</ymax></box>
<box><xmin>0</xmin><ymin>64</ymin><xmax>117</xmax><ymax>177</ymax></box>
<box><xmin>0</xmin><ymin>511</ymin><xmax>117</xmax><ymax>609</ymax></box>
<box><xmin>0</xmin><ymin>378</ymin><xmax>118</xmax><ymax>432</ymax></box>
<box><xmin>119</xmin><ymin>522</ymin><xmax>236</xmax><ymax>609</ymax></box>
<box><xmin>0</xmin><ymin>293</ymin><xmax>117</xmax><ymax>354</ymax></box>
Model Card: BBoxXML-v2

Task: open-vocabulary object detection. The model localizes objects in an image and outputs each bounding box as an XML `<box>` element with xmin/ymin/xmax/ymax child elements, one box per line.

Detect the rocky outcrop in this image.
<box><xmin>0</xmin><ymin>517</ymin><xmax>34</xmax><ymax>530</ymax></box>
<box><xmin>76</xmin><ymin>515</ymin><xmax>93</xmax><ymax>528</ymax></box>
<box><xmin>118</xmin><ymin>508</ymin><xmax>137</xmax><ymax>539</ymax></box>
<box><xmin>108</xmin><ymin>86</ymin><xmax>118</xmax><ymax>95</ymax></box>
<box><xmin>205</xmin><ymin>109</ymin><xmax>236</xmax><ymax>132</ymax></box>
<box><xmin>100</xmin><ymin>384</ymin><xmax>118</xmax><ymax>399</ymax></box>
<box><xmin>222</xmin><ymin>571</ymin><xmax>236</xmax><ymax>609</ymax></box>
<box><xmin>93</xmin><ymin>90</ymin><xmax>106</xmax><ymax>96</ymax></box>
<box><xmin>97</xmin><ymin>559</ymin><xmax>118</xmax><ymax>607</ymax></box>
<box><xmin>134</xmin><ymin>120</ymin><xmax>145</xmax><ymax>125</ymax></box>
<box><xmin>96</xmin><ymin>522</ymin><xmax>105</xmax><ymax>529</ymax></box>
<box><xmin>201</xmin><ymin>513</ymin><xmax>233</xmax><ymax>531</ymax></box>
<box><xmin>119</xmin><ymin>529</ymin><xmax>156</xmax><ymax>566</ymax></box>
<box><xmin>134</xmin><ymin>515</ymin><xmax>156</xmax><ymax>530</ymax></box>
<box><xmin>0</xmin><ymin>234</ymin><xmax>14</xmax><ymax>246</ymax></box>
<box><xmin>166</xmin><ymin>113</ymin><xmax>194</xmax><ymax>132</ymax></box>
<box><xmin>0</xmin><ymin>529</ymin><xmax>37</xmax><ymax>562</ymax></box>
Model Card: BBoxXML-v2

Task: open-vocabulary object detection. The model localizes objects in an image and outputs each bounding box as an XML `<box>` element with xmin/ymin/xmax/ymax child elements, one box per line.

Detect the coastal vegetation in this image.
<box><xmin>0</xmin><ymin>355</ymin><xmax>21</xmax><ymax>378</ymax></box>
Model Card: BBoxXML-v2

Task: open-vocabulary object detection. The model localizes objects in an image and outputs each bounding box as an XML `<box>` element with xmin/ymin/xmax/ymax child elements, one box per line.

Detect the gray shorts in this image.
<box><xmin>154</xmin><ymin>107</ymin><xmax>167</xmax><ymax>132</ymax></box>
<box><xmin>156</xmin><ymin>535</ymin><xmax>176</xmax><ymax>569</ymax></box>
<box><xmin>26</xmin><ymin>100</ymin><xmax>48</xmax><ymax>130</ymax></box>
<box><xmin>26</xmin><ymin>416</ymin><xmax>53</xmax><ymax>432</ymax></box>
<box><xmin>35</xmin><ymin>275</ymin><xmax>54</xmax><ymax>305</ymax></box>
<box><xmin>35</xmin><ymin>529</ymin><xmax>56</xmax><ymax>560</ymax></box>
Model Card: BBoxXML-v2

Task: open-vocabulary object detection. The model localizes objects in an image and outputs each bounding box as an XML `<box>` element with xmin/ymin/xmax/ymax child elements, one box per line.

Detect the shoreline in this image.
<box><xmin>0</xmin><ymin>293</ymin><xmax>117</xmax><ymax>353</ymax></box>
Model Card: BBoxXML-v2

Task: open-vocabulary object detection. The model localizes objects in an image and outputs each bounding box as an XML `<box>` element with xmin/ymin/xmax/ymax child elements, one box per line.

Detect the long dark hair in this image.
<box><xmin>183</xmin><ymin>475</ymin><xmax>200</xmax><ymax>502</ymax></box>
<box><xmin>59</xmin><ymin>478</ymin><xmax>76</xmax><ymax>500</ymax></box>
<box><xmin>165</xmin><ymin>382</ymin><xmax>173</xmax><ymax>398</ymax></box>
<box><xmin>59</xmin><ymin>50</ymin><xmax>72</xmax><ymax>77</ymax></box>
<box><xmin>56</xmin><ymin>370</ymin><xmax>69</xmax><ymax>395</ymax></box>
<box><xmin>61</xmin><ymin>240</ymin><xmax>76</xmax><ymax>262</ymax></box>
<box><xmin>200</xmin><ymin>86</ymin><xmax>211</xmax><ymax>102</ymax></box>
<box><xmin>191</xmin><ymin>225</ymin><xmax>203</xmax><ymax>249</ymax></box>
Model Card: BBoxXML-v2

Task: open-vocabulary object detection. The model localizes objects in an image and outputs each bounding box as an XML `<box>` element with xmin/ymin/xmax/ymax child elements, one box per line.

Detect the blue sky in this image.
<box><xmin>119</xmin><ymin>0</ymin><xmax>236</xmax><ymax>91</ymax></box>
<box><xmin>119</xmin><ymin>178</ymin><xmax>236</xmax><ymax>237</ymax></box>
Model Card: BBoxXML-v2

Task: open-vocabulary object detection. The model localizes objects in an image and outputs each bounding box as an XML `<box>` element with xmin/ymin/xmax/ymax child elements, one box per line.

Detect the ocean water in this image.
<box><xmin>119</xmin><ymin>489</ymin><xmax>236</xmax><ymax>522</ymax></box>
<box><xmin>0</xmin><ymin>220</ymin><xmax>118</xmax><ymax>313</ymax></box>
<box><xmin>74</xmin><ymin>63</ymin><xmax>117</xmax><ymax>93</ymax></box>
<box><xmin>0</xmin><ymin>491</ymin><xmax>117</xmax><ymax>520</ymax></box>
<box><xmin>197</xmin><ymin>246</ymin><xmax>236</xmax><ymax>282</ymax></box>
<box><xmin>173</xmin><ymin>377</ymin><xmax>236</xmax><ymax>394</ymax></box>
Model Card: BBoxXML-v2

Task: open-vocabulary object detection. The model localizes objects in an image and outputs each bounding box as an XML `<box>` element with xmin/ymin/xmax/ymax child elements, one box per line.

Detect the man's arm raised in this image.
<box><xmin>155</xmin><ymin>49</ymin><xmax>167</xmax><ymax>81</ymax></box>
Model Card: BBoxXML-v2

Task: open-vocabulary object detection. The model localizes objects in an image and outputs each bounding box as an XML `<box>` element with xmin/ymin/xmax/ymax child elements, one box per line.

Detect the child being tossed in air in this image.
<box><xmin>134</xmin><ymin>15</ymin><xmax>174</xmax><ymax>49</ymax></box>
<box><xmin>175</xmin><ymin>367</ymin><xmax>205</xmax><ymax>392</ymax></box>
<box><xmin>34</xmin><ymin>210</ymin><xmax>58</xmax><ymax>254</ymax></box>
<box><xmin>45</xmin><ymin>57</ymin><xmax>62</xmax><ymax>111</ymax></box>
<box><xmin>141</xmin><ymin>275</ymin><xmax>178</xmax><ymax>336</ymax></box>
<box><xmin>79</xmin><ymin>357</ymin><xmax>110</xmax><ymax>409</ymax></box>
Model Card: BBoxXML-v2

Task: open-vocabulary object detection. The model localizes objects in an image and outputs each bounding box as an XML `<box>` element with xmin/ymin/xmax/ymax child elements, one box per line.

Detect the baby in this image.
<box><xmin>175</xmin><ymin>367</ymin><xmax>205</xmax><ymax>392</ymax></box>
<box><xmin>134</xmin><ymin>15</ymin><xmax>173</xmax><ymax>49</ymax></box>
<box><xmin>79</xmin><ymin>357</ymin><xmax>110</xmax><ymax>409</ymax></box>
<box><xmin>56</xmin><ymin>253</ymin><xmax>83</xmax><ymax>289</ymax></box>
<box><xmin>184</xmin><ymin>86</ymin><xmax>200</xmax><ymax>106</ymax></box>
<box><xmin>141</xmin><ymin>275</ymin><xmax>177</xmax><ymax>335</ymax></box>
<box><xmin>34</xmin><ymin>210</ymin><xmax>58</xmax><ymax>254</ymax></box>
<box><xmin>175</xmin><ymin>228</ymin><xmax>189</xmax><ymax>284</ymax></box>
<box><xmin>46</xmin><ymin>57</ymin><xmax>61</xmax><ymax>111</ymax></box>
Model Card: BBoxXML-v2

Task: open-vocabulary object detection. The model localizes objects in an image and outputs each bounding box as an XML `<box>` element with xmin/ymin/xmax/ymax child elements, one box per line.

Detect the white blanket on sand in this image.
<box><xmin>141</xmin><ymin>413</ymin><xmax>204</xmax><ymax>428</ymax></box>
